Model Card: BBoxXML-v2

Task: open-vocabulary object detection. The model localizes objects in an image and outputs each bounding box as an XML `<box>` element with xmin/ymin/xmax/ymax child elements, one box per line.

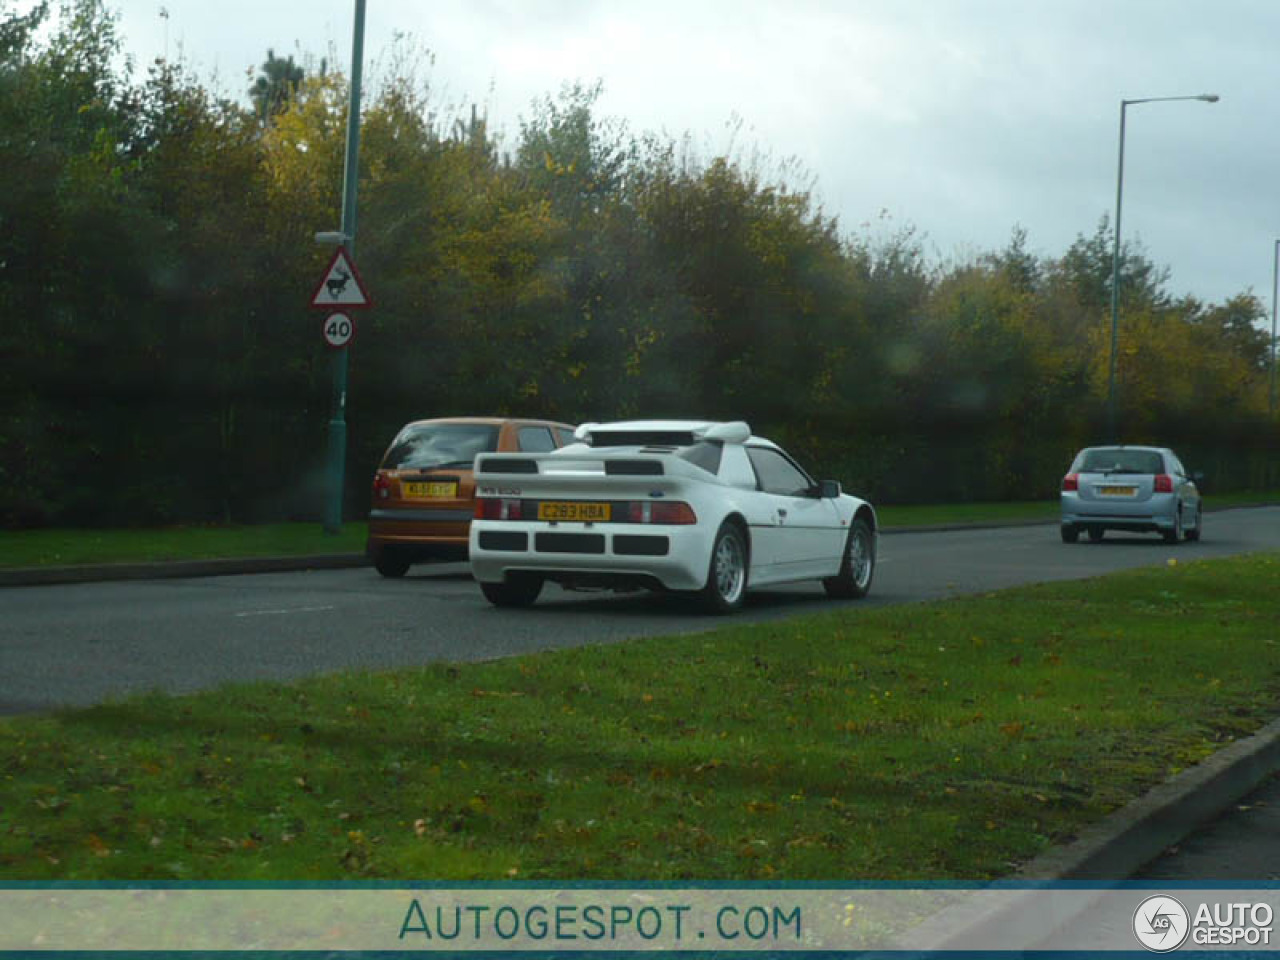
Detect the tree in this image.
<box><xmin>249</xmin><ymin>48</ymin><xmax>304</xmax><ymax>123</ymax></box>
<box><xmin>1058</xmin><ymin>216</ymin><xmax>1169</xmax><ymax>314</ymax></box>
<box><xmin>1183</xmin><ymin>293</ymin><xmax>1270</xmax><ymax>371</ymax></box>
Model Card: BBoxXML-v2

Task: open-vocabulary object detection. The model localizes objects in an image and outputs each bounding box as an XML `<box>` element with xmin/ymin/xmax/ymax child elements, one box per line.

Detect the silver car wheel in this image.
<box><xmin>1186</xmin><ymin>505</ymin><xmax>1202</xmax><ymax>542</ymax></box>
<box><xmin>824</xmin><ymin>517</ymin><xmax>875</xmax><ymax>599</ymax></box>
<box><xmin>713</xmin><ymin>530</ymin><xmax>746</xmax><ymax>604</ymax></box>
<box><xmin>850</xmin><ymin>524</ymin><xmax>873</xmax><ymax>590</ymax></box>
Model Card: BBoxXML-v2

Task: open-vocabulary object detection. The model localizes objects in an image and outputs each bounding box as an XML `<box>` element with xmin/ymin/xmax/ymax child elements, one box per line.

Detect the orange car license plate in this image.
<box><xmin>1097</xmin><ymin>485</ymin><xmax>1137</xmax><ymax>497</ymax></box>
<box><xmin>538</xmin><ymin>501</ymin><xmax>611</xmax><ymax>522</ymax></box>
<box><xmin>402</xmin><ymin>481</ymin><xmax>458</xmax><ymax>499</ymax></box>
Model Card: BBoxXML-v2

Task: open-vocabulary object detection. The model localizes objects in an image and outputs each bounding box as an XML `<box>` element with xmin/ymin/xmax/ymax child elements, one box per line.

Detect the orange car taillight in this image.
<box><xmin>1154</xmin><ymin>474</ymin><xmax>1174</xmax><ymax>493</ymax></box>
<box><xmin>373</xmin><ymin>473</ymin><xmax>391</xmax><ymax>500</ymax></box>
<box><xmin>626</xmin><ymin>501</ymin><xmax>697</xmax><ymax>524</ymax></box>
<box><xmin>475</xmin><ymin>498</ymin><xmax>524</xmax><ymax>520</ymax></box>
<box><xmin>1061</xmin><ymin>473</ymin><xmax>1078</xmax><ymax>492</ymax></box>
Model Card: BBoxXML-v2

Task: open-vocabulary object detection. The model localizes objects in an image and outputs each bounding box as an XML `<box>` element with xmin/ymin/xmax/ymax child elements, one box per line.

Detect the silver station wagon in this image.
<box><xmin>1060</xmin><ymin>445</ymin><xmax>1202</xmax><ymax>544</ymax></box>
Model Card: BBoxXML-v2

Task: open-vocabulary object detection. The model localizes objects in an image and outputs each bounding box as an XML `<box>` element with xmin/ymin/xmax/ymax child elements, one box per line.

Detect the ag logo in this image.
<box><xmin>1133</xmin><ymin>895</ymin><xmax>1190</xmax><ymax>952</ymax></box>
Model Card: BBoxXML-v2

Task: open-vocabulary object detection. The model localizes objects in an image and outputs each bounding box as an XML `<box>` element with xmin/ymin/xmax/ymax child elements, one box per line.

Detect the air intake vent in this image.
<box><xmin>605</xmin><ymin>460</ymin><xmax>664</xmax><ymax>476</ymax></box>
<box><xmin>477</xmin><ymin>457</ymin><xmax>538</xmax><ymax>474</ymax></box>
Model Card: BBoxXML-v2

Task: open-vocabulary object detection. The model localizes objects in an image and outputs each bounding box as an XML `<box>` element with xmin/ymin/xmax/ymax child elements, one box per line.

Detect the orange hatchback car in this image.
<box><xmin>366</xmin><ymin>417</ymin><xmax>576</xmax><ymax>577</ymax></box>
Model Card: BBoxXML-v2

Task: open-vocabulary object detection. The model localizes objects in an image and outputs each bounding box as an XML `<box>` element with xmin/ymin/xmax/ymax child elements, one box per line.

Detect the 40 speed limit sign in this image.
<box><xmin>322</xmin><ymin>312</ymin><xmax>355</xmax><ymax>349</ymax></box>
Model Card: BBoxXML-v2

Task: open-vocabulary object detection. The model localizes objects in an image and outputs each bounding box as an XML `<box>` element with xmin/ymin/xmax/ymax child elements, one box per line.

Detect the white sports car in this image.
<box><xmin>468</xmin><ymin>420</ymin><xmax>877</xmax><ymax>613</ymax></box>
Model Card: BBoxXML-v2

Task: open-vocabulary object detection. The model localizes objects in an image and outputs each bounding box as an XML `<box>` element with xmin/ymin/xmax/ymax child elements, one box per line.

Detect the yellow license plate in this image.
<box><xmin>537</xmin><ymin>501</ymin><xmax>611</xmax><ymax>522</ymax></box>
<box><xmin>1097</xmin><ymin>485</ymin><xmax>1137</xmax><ymax>497</ymax></box>
<box><xmin>402</xmin><ymin>481</ymin><xmax>458</xmax><ymax>499</ymax></box>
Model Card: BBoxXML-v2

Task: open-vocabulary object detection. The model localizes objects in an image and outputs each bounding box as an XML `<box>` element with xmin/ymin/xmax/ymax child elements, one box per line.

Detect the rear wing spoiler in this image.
<box><xmin>472</xmin><ymin>446</ymin><xmax>729</xmax><ymax>500</ymax></box>
<box><xmin>475</xmin><ymin>454</ymin><xmax>665</xmax><ymax>477</ymax></box>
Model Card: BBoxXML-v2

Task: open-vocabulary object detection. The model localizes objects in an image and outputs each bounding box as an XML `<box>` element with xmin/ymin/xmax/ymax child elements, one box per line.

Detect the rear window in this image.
<box><xmin>677</xmin><ymin>441</ymin><xmax>724</xmax><ymax>475</ymax></box>
<box><xmin>381</xmin><ymin>423</ymin><xmax>499</xmax><ymax>470</ymax></box>
<box><xmin>517</xmin><ymin>426</ymin><xmax>557</xmax><ymax>452</ymax></box>
<box><xmin>1076</xmin><ymin>448</ymin><xmax>1164</xmax><ymax>474</ymax></box>
<box><xmin>588</xmin><ymin>430</ymin><xmax>696</xmax><ymax>447</ymax></box>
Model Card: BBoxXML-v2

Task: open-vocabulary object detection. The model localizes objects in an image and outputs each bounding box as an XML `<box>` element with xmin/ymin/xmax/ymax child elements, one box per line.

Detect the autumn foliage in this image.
<box><xmin>2</xmin><ymin>2</ymin><xmax>1275</xmax><ymax>527</ymax></box>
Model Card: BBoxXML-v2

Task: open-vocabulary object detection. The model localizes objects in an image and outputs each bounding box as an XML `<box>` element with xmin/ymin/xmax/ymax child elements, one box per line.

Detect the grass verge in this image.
<box><xmin>2</xmin><ymin>552</ymin><xmax>1278</xmax><ymax>880</ymax></box>
<box><xmin>0</xmin><ymin>523</ymin><xmax>367</xmax><ymax>568</ymax></box>
<box><xmin>877</xmin><ymin>490</ymin><xmax>1280</xmax><ymax>529</ymax></box>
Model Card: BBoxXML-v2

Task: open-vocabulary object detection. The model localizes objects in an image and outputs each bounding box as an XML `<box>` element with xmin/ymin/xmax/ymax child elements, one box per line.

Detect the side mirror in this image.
<box><xmin>1192</xmin><ymin>471</ymin><xmax>1205</xmax><ymax>483</ymax></box>
<box><xmin>817</xmin><ymin>479</ymin><xmax>841</xmax><ymax>499</ymax></box>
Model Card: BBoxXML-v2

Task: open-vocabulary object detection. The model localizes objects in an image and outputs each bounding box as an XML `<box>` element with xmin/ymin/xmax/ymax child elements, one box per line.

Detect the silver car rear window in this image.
<box><xmin>1077</xmin><ymin>449</ymin><xmax>1163</xmax><ymax>474</ymax></box>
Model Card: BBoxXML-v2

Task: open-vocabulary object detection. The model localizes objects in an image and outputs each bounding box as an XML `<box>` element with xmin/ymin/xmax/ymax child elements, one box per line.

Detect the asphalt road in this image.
<box><xmin>3</xmin><ymin>506</ymin><xmax>1279</xmax><ymax>715</ymax></box>
<box><xmin>1138</xmin><ymin>773</ymin><xmax>1280</xmax><ymax>880</ymax></box>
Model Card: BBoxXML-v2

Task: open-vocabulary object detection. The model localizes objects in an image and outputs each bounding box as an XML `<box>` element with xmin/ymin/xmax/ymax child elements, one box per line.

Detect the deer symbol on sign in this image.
<box><xmin>327</xmin><ymin>268</ymin><xmax>351</xmax><ymax>299</ymax></box>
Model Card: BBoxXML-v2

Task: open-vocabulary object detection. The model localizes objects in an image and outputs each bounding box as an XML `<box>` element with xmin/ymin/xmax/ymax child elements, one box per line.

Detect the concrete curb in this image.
<box><xmin>1021</xmin><ymin>714</ymin><xmax>1280</xmax><ymax>880</ymax></box>
<box><xmin>899</xmin><ymin>715</ymin><xmax>1280</xmax><ymax>950</ymax></box>
<box><xmin>879</xmin><ymin>501</ymin><xmax>1276</xmax><ymax>536</ymax></box>
<box><xmin>0</xmin><ymin>553</ymin><xmax>367</xmax><ymax>587</ymax></box>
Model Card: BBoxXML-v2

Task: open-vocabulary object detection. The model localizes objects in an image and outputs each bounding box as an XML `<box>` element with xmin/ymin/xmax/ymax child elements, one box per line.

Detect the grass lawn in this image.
<box><xmin>0</xmin><ymin>523</ymin><xmax>368</xmax><ymax>568</ymax></box>
<box><xmin>3</xmin><ymin>492</ymin><xmax>1276</xmax><ymax>568</ymax></box>
<box><xmin>2</xmin><ymin>552</ymin><xmax>1278</xmax><ymax>880</ymax></box>
<box><xmin>876</xmin><ymin>489</ymin><xmax>1280</xmax><ymax>528</ymax></box>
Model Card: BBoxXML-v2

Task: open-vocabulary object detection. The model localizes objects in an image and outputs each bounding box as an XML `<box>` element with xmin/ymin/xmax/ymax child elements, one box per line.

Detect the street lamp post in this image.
<box><xmin>1106</xmin><ymin>93</ymin><xmax>1219</xmax><ymax>442</ymax></box>
<box><xmin>1271</xmin><ymin>239</ymin><xmax>1279</xmax><ymax>417</ymax></box>
<box><xmin>322</xmin><ymin>0</ymin><xmax>367</xmax><ymax>535</ymax></box>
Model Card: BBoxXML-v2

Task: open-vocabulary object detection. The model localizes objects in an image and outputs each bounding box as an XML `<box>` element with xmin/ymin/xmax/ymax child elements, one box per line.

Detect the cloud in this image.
<box><xmin>104</xmin><ymin>0</ymin><xmax>1280</xmax><ymax>305</ymax></box>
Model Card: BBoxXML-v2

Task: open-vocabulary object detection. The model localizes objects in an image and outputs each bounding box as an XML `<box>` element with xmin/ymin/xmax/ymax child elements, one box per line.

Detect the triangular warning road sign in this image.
<box><xmin>309</xmin><ymin>248</ymin><xmax>372</xmax><ymax>309</ymax></box>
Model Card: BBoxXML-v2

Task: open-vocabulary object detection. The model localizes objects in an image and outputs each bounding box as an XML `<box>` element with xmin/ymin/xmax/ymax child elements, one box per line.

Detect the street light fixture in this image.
<box><xmin>1106</xmin><ymin>93</ymin><xmax>1219</xmax><ymax>441</ymax></box>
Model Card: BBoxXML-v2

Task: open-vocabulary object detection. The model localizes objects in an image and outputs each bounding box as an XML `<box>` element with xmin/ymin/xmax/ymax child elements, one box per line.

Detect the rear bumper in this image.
<box><xmin>469</xmin><ymin>521</ymin><xmax>711</xmax><ymax>591</ymax></box>
<box><xmin>1060</xmin><ymin>492</ymin><xmax>1177</xmax><ymax>531</ymax></box>
<box><xmin>366</xmin><ymin>508</ymin><xmax>472</xmax><ymax>560</ymax></box>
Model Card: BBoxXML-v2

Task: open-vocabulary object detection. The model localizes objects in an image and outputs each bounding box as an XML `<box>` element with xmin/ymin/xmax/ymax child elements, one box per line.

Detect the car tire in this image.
<box><xmin>1060</xmin><ymin>524</ymin><xmax>1079</xmax><ymax>543</ymax></box>
<box><xmin>480</xmin><ymin>575</ymin><xmax>544</xmax><ymax>608</ymax></box>
<box><xmin>374</xmin><ymin>550</ymin><xmax>411</xmax><ymax>578</ymax></box>
<box><xmin>824</xmin><ymin>517</ymin><xmax>876</xmax><ymax>599</ymax></box>
<box><xmin>1185</xmin><ymin>505</ymin><xmax>1202</xmax><ymax>542</ymax></box>
<box><xmin>1088</xmin><ymin>526</ymin><xmax>1105</xmax><ymax>543</ymax></box>
<box><xmin>700</xmin><ymin>522</ymin><xmax>748</xmax><ymax>614</ymax></box>
<box><xmin>1162</xmin><ymin>504</ymin><xmax>1183</xmax><ymax>544</ymax></box>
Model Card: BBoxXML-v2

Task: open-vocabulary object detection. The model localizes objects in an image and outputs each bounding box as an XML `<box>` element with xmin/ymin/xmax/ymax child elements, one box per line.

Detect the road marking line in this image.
<box><xmin>234</xmin><ymin>605</ymin><xmax>336</xmax><ymax>618</ymax></box>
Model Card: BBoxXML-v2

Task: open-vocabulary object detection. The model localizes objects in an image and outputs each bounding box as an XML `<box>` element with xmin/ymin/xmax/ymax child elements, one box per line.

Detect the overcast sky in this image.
<box><xmin>72</xmin><ymin>1</ymin><xmax>1280</xmax><ymax>309</ymax></box>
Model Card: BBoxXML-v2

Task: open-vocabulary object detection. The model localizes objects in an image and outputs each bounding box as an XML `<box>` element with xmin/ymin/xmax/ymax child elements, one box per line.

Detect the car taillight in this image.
<box><xmin>1061</xmin><ymin>473</ymin><xmax>1078</xmax><ymax>492</ymax></box>
<box><xmin>475</xmin><ymin>498</ymin><xmax>523</xmax><ymax>521</ymax></box>
<box><xmin>1154</xmin><ymin>474</ymin><xmax>1173</xmax><ymax>493</ymax></box>
<box><xmin>373</xmin><ymin>473</ymin><xmax>391</xmax><ymax>500</ymax></box>
<box><xmin>626</xmin><ymin>501</ymin><xmax>697</xmax><ymax>524</ymax></box>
